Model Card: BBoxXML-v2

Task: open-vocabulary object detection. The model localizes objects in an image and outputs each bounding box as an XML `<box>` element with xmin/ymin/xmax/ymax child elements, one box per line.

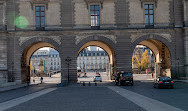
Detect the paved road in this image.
<box><xmin>0</xmin><ymin>84</ymin><xmax>55</xmax><ymax>103</ymax></box>
<box><xmin>0</xmin><ymin>74</ymin><xmax>187</xmax><ymax>111</ymax></box>
<box><xmin>120</xmin><ymin>80</ymin><xmax>188</xmax><ymax>111</ymax></box>
<box><xmin>4</xmin><ymin>87</ymin><xmax>145</xmax><ymax>111</ymax></box>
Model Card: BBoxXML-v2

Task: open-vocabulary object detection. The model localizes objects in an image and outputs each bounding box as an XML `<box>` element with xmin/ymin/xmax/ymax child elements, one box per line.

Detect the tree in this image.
<box><xmin>140</xmin><ymin>50</ymin><xmax>150</xmax><ymax>71</ymax></box>
<box><xmin>132</xmin><ymin>50</ymin><xmax>151</xmax><ymax>71</ymax></box>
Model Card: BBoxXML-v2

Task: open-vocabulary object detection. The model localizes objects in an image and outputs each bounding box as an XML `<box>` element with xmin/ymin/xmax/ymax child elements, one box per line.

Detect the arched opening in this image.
<box><xmin>77</xmin><ymin>41</ymin><xmax>116</xmax><ymax>82</ymax></box>
<box><xmin>132</xmin><ymin>39</ymin><xmax>171</xmax><ymax>80</ymax></box>
<box><xmin>21</xmin><ymin>42</ymin><xmax>61</xmax><ymax>84</ymax></box>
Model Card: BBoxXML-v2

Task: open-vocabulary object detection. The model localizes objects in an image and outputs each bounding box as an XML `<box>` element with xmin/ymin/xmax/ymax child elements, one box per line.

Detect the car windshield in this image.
<box><xmin>159</xmin><ymin>77</ymin><xmax>171</xmax><ymax>81</ymax></box>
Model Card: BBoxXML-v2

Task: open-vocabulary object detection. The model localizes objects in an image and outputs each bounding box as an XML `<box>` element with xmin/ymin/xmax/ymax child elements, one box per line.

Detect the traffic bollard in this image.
<box><xmin>95</xmin><ymin>82</ymin><xmax>97</xmax><ymax>86</ymax></box>
<box><xmin>83</xmin><ymin>82</ymin><xmax>85</xmax><ymax>86</ymax></box>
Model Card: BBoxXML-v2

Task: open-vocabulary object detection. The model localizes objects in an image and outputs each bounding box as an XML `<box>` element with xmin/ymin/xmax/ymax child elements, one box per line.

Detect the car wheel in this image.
<box><xmin>170</xmin><ymin>86</ymin><xmax>174</xmax><ymax>89</ymax></box>
<box><xmin>156</xmin><ymin>84</ymin><xmax>159</xmax><ymax>89</ymax></box>
<box><xmin>100</xmin><ymin>80</ymin><xmax>102</xmax><ymax>82</ymax></box>
<box><xmin>158</xmin><ymin>85</ymin><xmax>161</xmax><ymax>89</ymax></box>
<box><xmin>153</xmin><ymin>84</ymin><xmax>156</xmax><ymax>88</ymax></box>
<box><xmin>118</xmin><ymin>82</ymin><xmax>121</xmax><ymax>86</ymax></box>
<box><xmin>131</xmin><ymin>81</ymin><xmax>134</xmax><ymax>86</ymax></box>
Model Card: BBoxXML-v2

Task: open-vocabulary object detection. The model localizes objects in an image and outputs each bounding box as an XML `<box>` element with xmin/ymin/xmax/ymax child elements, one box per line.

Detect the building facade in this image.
<box><xmin>77</xmin><ymin>47</ymin><xmax>109</xmax><ymax>72</ymax></box>
<box><xmin>0</xmin><ymin>0</ymin><xmax>187</xmax><ymax>86</ymax></box>
<box><xmin>31</xmin><ymin>48</ymin><xmax>61</xmax><ymax>74</ymax></box>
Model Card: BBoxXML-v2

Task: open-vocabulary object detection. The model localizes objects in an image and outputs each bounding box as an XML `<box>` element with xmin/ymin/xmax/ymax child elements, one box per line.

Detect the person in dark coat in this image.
<box><xmin>40</xmin><ymin>77</ymin><xmax>43</xmax><ymax>84</ymax></box>
<box><xmin>26</xmin><ymin>76</ymin><xmax>30</xmax><ymax>86</ymax></box>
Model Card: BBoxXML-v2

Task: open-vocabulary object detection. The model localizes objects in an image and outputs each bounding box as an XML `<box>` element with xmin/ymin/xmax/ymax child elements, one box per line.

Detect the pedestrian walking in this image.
<box><xmin>26</xmin><ymin>76</ymin><xmax>30</xmax><ymax>86</ymax></box>
<box><xmin>40</xmin><ymin>77</ymin><xmax>43</xmax><ymax>84</ymax></box>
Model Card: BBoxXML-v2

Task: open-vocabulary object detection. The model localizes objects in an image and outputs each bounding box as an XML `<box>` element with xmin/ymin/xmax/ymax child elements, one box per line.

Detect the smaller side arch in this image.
<box><xmin>20</xmin><ymin>37</ymin><xmax>61</xmax><ymax>54</ymax></box>
<box><xmin>131</xmin><ymin>34</ymin><xmax>173</xmax><ymax>78</ymax></box>
<box><xmin>132</xmin><ymin>34</ymin><xmax>173</xmax><ymax>57</ymax></box>
<box><xmin>19</xmin><ymin>37</ymin><xmax>62</xmax><ymax>83</ymax></box>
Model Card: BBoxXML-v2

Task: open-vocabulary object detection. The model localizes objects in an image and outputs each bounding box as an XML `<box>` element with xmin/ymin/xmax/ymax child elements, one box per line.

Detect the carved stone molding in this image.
<box><xmin>30</xmin><ymin>0</ymin><xmax>49</xmax><ymax>10</ymax></box>
<box><xmin>84</xmin><ymin>0</ymin><xmax>104</xmax><ymax>9</ymax></box>
<box><xmin>75</xmin><ymin>34</ymin><xmax>117</xmax><ymax>45</ymax></box>
<box><xmin>140</xmin><ymin>0</ymin><xmax>158</xmax><ymax>8</ymax></box>
<box><xmin>19</xmin><ymin>36</ymin><xmax>61</xmax><ymax>46</ymax></box>
<box><xmin>19</xmin><ymin>37</ymin><xmax>33</xmax><ymax>46</ymax></box>
<box><xmin>130</xmin><ymin>33</ymin><xmax>172</xmax><ymax>43</ymax></box>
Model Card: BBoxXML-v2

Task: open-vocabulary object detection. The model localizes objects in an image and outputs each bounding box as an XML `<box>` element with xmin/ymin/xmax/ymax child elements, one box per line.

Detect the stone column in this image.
<box><xmin>61</xmin><ymin>36</ymin><xmax>77</xmax><ymax>85</ymax></box>
<box><xmin>184</xmin><ymin>28</ymin><xmax>188</xmax><ymax>79</ymax></box>
<box><xmin>155</xmin><ymin>63</ymin><xmax>161</xmax><ymax>78</ymax></box>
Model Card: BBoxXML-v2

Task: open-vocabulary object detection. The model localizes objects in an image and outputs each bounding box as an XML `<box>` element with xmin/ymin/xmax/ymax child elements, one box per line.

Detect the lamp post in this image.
<box><xmin>83</xmin><ymin>62</ymin><xmax>85</xmax><ymax>72</ymax></box>
<box><xmin>9</xmin><ymin>62</ymin><xmax>14</xmax><ymax>82</ymax></box>
<box><xmin>65</xmin><ymin>56</ymin><xmax>71</xmax><ymax>82</ymax></box>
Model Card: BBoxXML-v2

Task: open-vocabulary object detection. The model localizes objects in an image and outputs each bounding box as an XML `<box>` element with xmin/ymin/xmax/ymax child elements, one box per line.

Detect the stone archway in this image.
<box><xmin>20</xmin><ymin>37</ymin><xmax>62</xmax><ymax>83</ymax></box>
<box><xmin>77</xmin><ymin>41</ymin><xmax>116</xmax><ymax>80</ymax></box>
<box><xmin>75</xmin><ymin>36</ymin><xmax>116</xmax><ymax>80</ymax></box>
<box><xmin>132</xmin><ymin>35</ymin><xmax>172</xmax><ymax>78</ymax></box>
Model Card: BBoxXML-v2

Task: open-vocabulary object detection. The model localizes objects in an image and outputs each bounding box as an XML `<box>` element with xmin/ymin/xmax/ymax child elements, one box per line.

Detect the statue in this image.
<box><xmin>39</xmin><ymin>59</ymin><xmax>44</xmax><ymax>73</ymax></box>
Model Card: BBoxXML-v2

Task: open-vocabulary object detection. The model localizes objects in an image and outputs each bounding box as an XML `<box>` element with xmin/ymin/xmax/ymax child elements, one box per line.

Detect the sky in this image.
<box><xmin>39</xmin><ymin>47</ymin><xmax>51</xmax><ymax>51</ymax></box>
<box><xmin>39</xmin><ymin>46</ymin><xmax>104</xmax><ymax>51</ymax></box>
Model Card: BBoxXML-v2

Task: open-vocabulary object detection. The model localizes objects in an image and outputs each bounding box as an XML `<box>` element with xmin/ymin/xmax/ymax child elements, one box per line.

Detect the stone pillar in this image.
<box><xmin>116</xmin><ymin>34</ymin><xmax>132</xmax><ymax>73</ymax></box>
<box><xmin>183</xmin><ymin>0</ymin><xmax>188</xmax><ymax>26</ymax></box>
<box><xmin>184</xmin><ymin>28</ymin><xmax>188</xmax><ymax>79</ymax></box>
<box><xmin>0</xmin><ymin>36</ymin><xmax>8</xmax><ymax>85</ymax></box>
<box><xmin>61</xmin><ymin>36</ymin><xmax>77</xmax><ymax>85</ymax></box>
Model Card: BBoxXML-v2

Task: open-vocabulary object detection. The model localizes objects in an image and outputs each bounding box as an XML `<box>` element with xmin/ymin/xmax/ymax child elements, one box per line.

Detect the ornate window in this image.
<box><xmin>35</xmin><ymin>6</ymin><xmax>45</xmax><ymax>30</ymax></box>
<box><xmin>144</xmin><ymin>4</ymin><xmax>154</xmax><ymax>28</ymax></box>
<box><xmin>90</xmin><ymin>5</ymin><xmax>100</xmax><ymax>29</ymax></box>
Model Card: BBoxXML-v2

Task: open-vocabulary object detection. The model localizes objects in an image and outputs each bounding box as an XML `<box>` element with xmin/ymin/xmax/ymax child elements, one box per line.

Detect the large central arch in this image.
<box><xmin>77</xmin><ymin>40</ymin><xmax>116</xmax><ymax>80</ymax></box>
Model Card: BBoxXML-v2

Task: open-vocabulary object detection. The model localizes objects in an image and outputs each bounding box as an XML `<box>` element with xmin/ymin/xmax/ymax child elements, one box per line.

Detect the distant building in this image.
<box><xmin>77</xmin><ymin>47</ymin><xmax>109</xmax><ymax>72</ymax></box>
<box><xmin>30</xmin><ymin>48</ymin><xmax>61</xmax><ymax>74</ymax></box>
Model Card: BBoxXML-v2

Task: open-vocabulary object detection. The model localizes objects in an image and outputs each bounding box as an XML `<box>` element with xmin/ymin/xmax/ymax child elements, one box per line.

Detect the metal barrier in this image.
<box><xmin>80</xmin><ymin>81</ymin><xmax>97</xmax><ymax>86</ymax></box>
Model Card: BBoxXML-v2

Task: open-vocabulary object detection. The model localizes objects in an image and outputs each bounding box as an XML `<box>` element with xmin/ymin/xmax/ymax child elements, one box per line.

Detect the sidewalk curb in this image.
<box><xmin>0</xmin><ymin>83</ymin><xmax>40</xmax><ymax>93</ymax></box>
<box><xmin>174</xmin><ymin>80</ymin><xmax>188</xmax><ymax>84</ymax></box>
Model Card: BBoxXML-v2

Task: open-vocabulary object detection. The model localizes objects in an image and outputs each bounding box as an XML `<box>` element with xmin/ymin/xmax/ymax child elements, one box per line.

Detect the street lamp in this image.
<box><xmin>9</xmin><ymin>62</ymin><xmax>14</xmax><ymax>82</ymax></box>
<box><xmin>65</xmin><ymin>56</ymin><xmax>71</xmax><ymax>82</ymax></box>
<box><xmin>83</xmin><ymin>62</ymin><xmax>85</xmax><ymax>72</ymax></box>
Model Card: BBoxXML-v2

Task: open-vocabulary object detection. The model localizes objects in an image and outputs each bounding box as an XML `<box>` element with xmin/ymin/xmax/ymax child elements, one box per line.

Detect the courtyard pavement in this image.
<box><xmin>0</xmin><ymin>74</ymin><xmax>187</xmax><ymax>111</ymax></box>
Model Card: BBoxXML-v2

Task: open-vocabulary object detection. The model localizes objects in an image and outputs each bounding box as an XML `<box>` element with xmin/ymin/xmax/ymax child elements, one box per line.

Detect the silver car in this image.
<box><xmin>94</xmin><ymin>75</ymin><xmax>102</xmax><ymax>82</ymax></box>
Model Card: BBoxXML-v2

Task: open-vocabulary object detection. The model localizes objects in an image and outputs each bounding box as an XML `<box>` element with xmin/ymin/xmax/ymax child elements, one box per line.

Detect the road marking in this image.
<box><xmin>108</xmin><ymin>86</ymin><xmax>184</xmax><ymax>111</ymax></box>
<box><xmin>0</xmin><ymin>88</ymin><xmax>57</xmax><ymax>111</ymax></box>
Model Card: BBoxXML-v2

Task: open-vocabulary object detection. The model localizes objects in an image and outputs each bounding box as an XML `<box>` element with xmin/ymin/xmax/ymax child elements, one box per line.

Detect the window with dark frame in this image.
<box><xmin>35</xmin><ymin>6</ymin><xmax>45</xmax><ymax>30</ymax></box>
<box><xmin>144</xmin><ymin>4</ymin><xmax>154</xmax><ymax>27</ymax></box>
<box><xmin>90</xmin><ymin>5</ymin><xmax>100</xmax><ymax>29</ymax></box>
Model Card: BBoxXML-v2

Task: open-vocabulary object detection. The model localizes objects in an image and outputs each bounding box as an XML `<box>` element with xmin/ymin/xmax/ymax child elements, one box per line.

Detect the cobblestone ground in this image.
<box><xmin>120</xmin><ymin>81</ymin><xmax>188</xmax><ymax>111</ymax></box>
<box><xmin>0</xmin><ymin>74</ymin><xmax>187</xmax><ymax>111</ymax></box>
<box><xmin>5</xmin><ymin>87</ymin><xmax>145</xmax><ymax>111</ymax></box>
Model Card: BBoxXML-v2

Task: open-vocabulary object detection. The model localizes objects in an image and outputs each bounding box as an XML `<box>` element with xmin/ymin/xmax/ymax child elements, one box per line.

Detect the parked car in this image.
<box><xmin>153</xmin><ymin>77</ymin><xmax>174</xmax><ymax>89</ymax></box>
<box><xmin>94</xmin><ymin>75</ymin><xmax>102</xmax><ymax>82</ymax></box>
